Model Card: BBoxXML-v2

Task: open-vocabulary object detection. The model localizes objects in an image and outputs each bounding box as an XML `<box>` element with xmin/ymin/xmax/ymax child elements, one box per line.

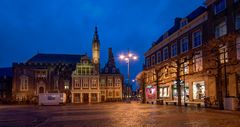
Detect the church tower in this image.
<box><xmin>92</xmin><ymin>26</ymin><xmax>100</xmax><ymax>73</ymax></box>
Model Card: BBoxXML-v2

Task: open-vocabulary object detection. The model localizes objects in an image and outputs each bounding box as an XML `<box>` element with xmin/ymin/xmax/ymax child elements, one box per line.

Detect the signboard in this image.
<box><xmin>145</xmin><ymin>85</ymin><xmax>157</xmax><ymax>101</ymax></box>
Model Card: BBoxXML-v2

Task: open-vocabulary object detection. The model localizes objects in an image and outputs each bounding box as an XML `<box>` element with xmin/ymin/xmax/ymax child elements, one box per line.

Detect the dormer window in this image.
<box><xmin>180</xmin><ymin>19</ymin><xmax>188</xmax><ymax>28</ymax></box>
<box><xmin>163</xmin><ymin>32</ymin><xmax>169</xmax><ymax>39</ymax></box>
<box><xmin>215</xmin><ymin>0</ymin><xmax>226</xmax><ymax>14</ymax></box>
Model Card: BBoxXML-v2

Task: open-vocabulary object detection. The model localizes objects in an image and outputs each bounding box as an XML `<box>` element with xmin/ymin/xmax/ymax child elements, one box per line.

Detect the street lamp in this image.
<box><xmin>119</xmin><ymin>50</ymin><xmax>138</xmax><ymax>99</ymax></box>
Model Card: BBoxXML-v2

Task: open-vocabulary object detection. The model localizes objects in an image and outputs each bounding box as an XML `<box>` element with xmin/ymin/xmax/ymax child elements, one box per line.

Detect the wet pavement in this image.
<box><xmin>0</xmin><ymin>102</ymin><xmax>240</xmax><ymax>127</ymax></box>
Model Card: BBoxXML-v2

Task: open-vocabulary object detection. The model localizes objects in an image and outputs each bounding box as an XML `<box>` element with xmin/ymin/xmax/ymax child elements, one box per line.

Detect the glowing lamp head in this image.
<box><xmin>128</xmin><ymin>53</ymin><xmax>133</xmax><ymax>57</ymax></box>
<box><xmin>133</xmin><ymin>56</ymin><xmax>138</xmax><ymax>60</ymax></box>
<box><xmin>119</xmin><ymin>55</ymin><xmax>125</xmax><ymax>60</ymax></box>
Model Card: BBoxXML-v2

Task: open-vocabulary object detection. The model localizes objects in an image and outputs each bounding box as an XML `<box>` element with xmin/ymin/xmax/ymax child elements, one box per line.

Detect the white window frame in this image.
<box><xmin>171</xmin><ymin>42</ymin><xmax>177</xmax><ymax>57</ymax></box>
<box><xmin>163</xmin><ymin>47</ymin><xmax>169</xmax><ymax>61</ymax></box>
<box><xmin>157</xmin><ymin>51</ymin><xmax>161</xmax><ymax>64</ymax></box>
<box><xmin>192</xmin><ymin>30</ymin><xmax>202</xmax><ymax>48</ymax></box>
<box><xmin>215</xmin><ymin>21</ymin><xmax>227</xmax><ymax>38</ymax></box>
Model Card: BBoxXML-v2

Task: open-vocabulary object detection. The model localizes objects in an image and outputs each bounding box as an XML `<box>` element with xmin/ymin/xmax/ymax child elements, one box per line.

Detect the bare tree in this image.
<box><xmin>203</xmin><ymin>33</ymin><xmax>238</xmax><ymax>109</ymax></box>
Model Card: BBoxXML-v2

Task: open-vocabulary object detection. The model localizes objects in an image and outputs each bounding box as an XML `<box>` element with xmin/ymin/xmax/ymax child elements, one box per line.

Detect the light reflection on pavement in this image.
<box><xmin>0</xmin><ymin>103</ymin><xmax>240</xmax><ymax>127</ymax></box>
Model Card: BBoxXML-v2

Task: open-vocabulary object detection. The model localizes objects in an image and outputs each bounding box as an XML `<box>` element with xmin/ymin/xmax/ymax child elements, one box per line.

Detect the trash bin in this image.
<box><xmin>156</xmin><ymin>99</ymin><xmax>163</xmax><ymax>105</ymax></box>
<box><xmin>224</xmin><ymin>97</ymin><xmax>239</xmax><ymax>110</ymax></box>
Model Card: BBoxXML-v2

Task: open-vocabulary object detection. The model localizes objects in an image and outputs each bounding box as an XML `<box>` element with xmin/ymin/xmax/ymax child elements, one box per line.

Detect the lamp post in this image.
<box><xmin>119</xmin><ymin>50</ymin><xmax>138</xmax><ymax>99</ymax></box>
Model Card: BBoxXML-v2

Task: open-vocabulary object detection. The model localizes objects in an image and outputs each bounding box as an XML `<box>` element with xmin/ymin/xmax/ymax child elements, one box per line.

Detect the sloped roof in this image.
<box><xmin>0</xmin><ymin>67</ymin><xmax>12</xmax><ymax>77</ymax></box>
<box><xmin>27</xmin><ymin>53</ymin><xmax>84</xmax><ymax>64</ymax></box>
<box><xmin>151</xmin><ymin>6</ymin><xmax>206</xmax><ymax>48</ymax></box>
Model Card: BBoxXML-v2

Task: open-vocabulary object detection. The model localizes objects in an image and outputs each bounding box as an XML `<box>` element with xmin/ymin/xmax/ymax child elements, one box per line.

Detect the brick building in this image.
<box><xmin>138</xmin><ymin>0</ymin><xmax>240</xmax><ymax>106</ymax></box>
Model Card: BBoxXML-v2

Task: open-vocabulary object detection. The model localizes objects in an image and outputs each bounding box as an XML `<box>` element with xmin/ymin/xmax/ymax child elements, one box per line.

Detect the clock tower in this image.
<box><xmin>92</xmin><ymin>26</ymin><xmax>100</xmax><ymax>73</ymax></box>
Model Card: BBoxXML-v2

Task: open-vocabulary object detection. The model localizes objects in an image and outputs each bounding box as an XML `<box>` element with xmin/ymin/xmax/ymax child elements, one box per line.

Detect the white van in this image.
<box><xmin>38</xmin><ymin>93</ymin><xmax>66</xmax><ymax>105</ymax></box>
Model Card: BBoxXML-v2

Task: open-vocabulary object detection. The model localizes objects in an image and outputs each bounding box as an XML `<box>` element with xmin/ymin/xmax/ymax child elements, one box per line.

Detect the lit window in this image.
<box><xmin>163</xmin><ymin>47</ymin><xmax>169</xmax><ymax>60</ymax></box>
<box><xmin>181</xmin><ymin>37</ymin><xmax>188</xmax><ymax>53</ymax></box>
<box><xmin>219</xmin><ymin>45</ymin><xmax>228</xmax><ymax>63</ymax></box>
<box><xmin>159</xmin><ymin>86</ymin><xmax>169</xmax><ymax>97</ymax></box>
<box><xmin>108</xmin><ymin>79</ymin><xmax>113</xmax><ymax>86</ymax></box>
<box><xmin>181</xmin><ymin>58</ymin><xmax>189</xmax><ymax>74</ymax></box>
<box><xmin>215</xmin><ymin>0</ymin><xmax>226</xmax><ymax>14</ymax></box>
<box><xmin>171</xmin><ymin>42</ymin><xmax>177</xmax><ymax>57</ymax></box>
<box><xmin>115</xmin><ymin>78</ymin><xmax>121</xmax><ymax>86</ymax></box>
<box><xmin>20</xmin><ymin>76</ymin><xmax>28</xmax><ymax>91</ymax></box>
<box><xmin>193</xmin><ymin>51</ymin><xmax>203</xmax><ymax>72</ymax></box>
<box><xmin>157</xmin><ymin>51</ymin><xmax>161</xmax><ymax>63</ymax></box>
<box><xmin>192</xmin><ymin>30</ymin><xmax>202</xmax><ymax>48</ymax></box>
<box><xmin>193</xmin><ymin>81</ymin><xmax>205</xmax><ymax>100</ymax></box>
<box><xmin>236</xmin><ymin>15</ymin><xmax>240</xmax><ymax>30</ymax></box>
<box><xmin>64</xmin><ymin>80</ymin><xmax>70</xmax><ymax>90</ymax></box>
<box><xmin>92</xmin><ymin>79</ymin><xmax>97</xmax><ymax>88</ymax></box>
<box><xmin>100</xmin><ymin>79</ymin><xmax>105</xmax><ymax>87</ymax></box>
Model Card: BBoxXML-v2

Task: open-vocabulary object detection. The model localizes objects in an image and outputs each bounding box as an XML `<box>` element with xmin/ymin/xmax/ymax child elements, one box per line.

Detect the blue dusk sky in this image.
<box><xmin>0</xmin><ymin>0</ymin><xmax>205</xmax><ymax>89</ymax></box>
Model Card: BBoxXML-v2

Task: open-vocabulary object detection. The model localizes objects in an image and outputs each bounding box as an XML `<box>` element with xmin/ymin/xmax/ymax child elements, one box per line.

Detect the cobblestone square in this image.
<box><xmin>0</xmin><ymin>103</ymin><xmax>240</xmax><ymax>127</ymax></box>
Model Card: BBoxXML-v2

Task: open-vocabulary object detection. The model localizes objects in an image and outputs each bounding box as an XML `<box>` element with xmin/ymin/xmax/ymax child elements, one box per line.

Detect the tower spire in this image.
<box><xmin>93</xmin><ymin>26</ymin><xmax>99</xmax><ymax>42</ymax></box>
<box><xmin>92</xmin><ymin>26</ymin><xmax>100</xmax><ymax>73</ymax></box>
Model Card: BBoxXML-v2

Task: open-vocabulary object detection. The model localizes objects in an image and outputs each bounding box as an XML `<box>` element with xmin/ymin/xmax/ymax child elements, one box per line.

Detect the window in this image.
<box><xmin>54</xmin><ymin>78</ymin><xmax>58</xmax><ymax>89</ymax></box>
<box><xmin>64</xmin><ymin>80</ymin><xmax>70</xmax><ymax>90</ymax></box>
<box><xmin>192</xmin><ymin>31</ymin><xmax>202</xmax><ymax>48</ymax></box>
<box><xmin>100</xmin><ymin>79</ymin><xmax>105</xmax><ymax>87</ymax></box>
<box><xmin>116</xmin><ymin>91</ymin><xmax>120</xmax><ymax>97</ymax></box>
<box><xmin>159</xmin><ymin>86</ymin><xmax>169</xmax><ymax>97</ymax></box>
<box><xmin>20</xmin><ymin>76</ymin><xmax>28</xmax><ymax>91</ymax></box>
<box><xmin>215</xmin><ymin>21</ymin><xmax>227</xmax><ymax>38</ymax></box>
<box><xmin>171</xmin><ymin>42</ymin><xmax>177</xmax><ymax>57</ymax></box>
<box><xmin>234</xmin><ymin>0</ymin><xmax>240</xmax><ymax>3</ymax></box>
<box><xmin>236</xmin><ymin>37</ymin><xmax>240</xmax><ymax>60</ymax></box>
<box><xmin>180</xmin><ymin>19</ymin><xmax>188</xmax><ymax>28</ymax></box>
<box><xmin>108</xmin><ymin>79</ymin><xmax>113</xmax><ymax>86</ymax></box>
<box><xmin>145</xmin><ymin>57</ymin><xmax>150</xmax><ymax>67</ymax></box>
<box><xmin>181</xmin><ymin>58</ymin><xmax>189</xmax><ymax>74</ymax></box>
<box><xmin>215</xmin><ymin>0</ymin><xmax>226</xmax><ymax>14</ymax></box>
<box><xmin>193</xmin><ymin>81</ymin><xmax>205</xmax><ymax>100</ymax></box>
<box><xmin>157</xmin><ymin>51</ymin><xmax>161</xmax><ymax>63</ymax></box>
<box><xmin>151</xmin><ymin>55</ymin><xmax>155</xmax><ymax>65</ymax></box>
<box><xmin>181</xmin><ymin>37</ymin><xmax>188</xmax><ymax>53</ymax></box>
<box><xmin>74</xmin><ymin>79</ymin><xmax>80</xmax><ymax>88</ymax></box>
<box><xmin>219</xmin><ymin>45</ymin><xmax>228</xmax><ymax>63</ymax></box>
<box><xmin>92</xmin><ymin>79</ymin><xmax>97</xmax><ymax>88</ymax></box>
<box><xmin>193</xmin><ymin>51</ymin><xmax>203</xmax><ymax>72</ymax></box>
<box><xmin>83</xmin><ymin>79</ymin><xmax>88</xmax><ymax>88</ymax></box>
<box><xmin>163</xmin><ymin>47</ymin><xmax>168</xmax><ymax>60</ymax></box>
<box><xmin>236</xmin><ymin>15</ymin><xmax>240</xmax><ymax>30</ymax></box>
<box><xmin>115</xmin><ymin>78</ymin><xmax>121</xmax><ymax>86</ymax></box>
<box><xmin>108</xmin><ymin>91</ymin><xmax>113</xmax><ymax>97</ymax></box>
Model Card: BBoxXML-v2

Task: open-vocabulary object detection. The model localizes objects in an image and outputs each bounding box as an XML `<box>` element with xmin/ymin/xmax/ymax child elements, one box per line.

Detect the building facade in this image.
<box><xmin>71</xmin><ymin>28</ymin><xmax>101</xmax><ymax>103</ymax></box>
<box><xmin>12</xmin><ymin>27</ymin><xmax>123</xmax><ymax>104</ymax></box>
<box><xmin>0</xmin><ymin>67</ymin><xmax>12</xmax><ymax>103</ymax></box>
<box><xmin>12</xmin><ymin>54</ymin><xmax>82</xmax><ymax>103</ymax></box>
<box><xmin>100</xmin><ymin>48</ymin><xmax>123</xmax><ymax>102</ymax></box>
<box><xmin>139</xmin><ymin>0</ymin><xmax>240</xmax><ymax>105</ymax></box>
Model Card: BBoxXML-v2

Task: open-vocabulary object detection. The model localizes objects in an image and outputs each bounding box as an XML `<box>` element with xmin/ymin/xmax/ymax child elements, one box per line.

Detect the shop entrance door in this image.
<box><xmin>83</xmin><ymin>93</ymin><xmax>89</xmax><ymax>103</ymax></box>
<box><xmin>172</xmin><ymin>83</ymin><xmax>189</xmax><ymax>102</ymax></box>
